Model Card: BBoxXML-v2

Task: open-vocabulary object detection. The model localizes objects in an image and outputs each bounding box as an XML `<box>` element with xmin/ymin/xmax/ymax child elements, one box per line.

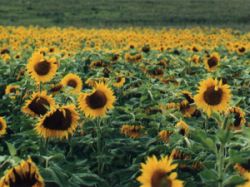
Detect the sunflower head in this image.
<box><xmin>205</xmin><ymin>52</ymin><xmax>220</xmax><ymax>72</ymax></box>
<box><xmin>179</xmin><ymin>100</ymin><xmax>196</xmax><ymax>118</ymax></box>
<box><xmin>158</xmin><ymin>130</ymin><xmax>172</xmax><ymax>143</ymax></box>
<box><xmin>5</xmin><ymin>85</ymin><xmax>20</xmax><ymax>99</ymax></box>
<box><xmin>78</xmin><ymin>82</ymin><xmax>115</xmax><ymax>118</ymax></box>
<box><xmin>194</xmin><ymin>78</ymin><xmax>231</xmax><ymax>116</ymax></box>
<box><xmin>35</xmin><ymin>105</ymin><xmax>79</xmax><ymax>139</ymax></box>
<box><xmin>113</xmin><ymin>77</ymin><xmax>126</xmax><ymax>88</ymax></box>
<box><xmin>181</xmin><ymin>90</ymin><xmax>194</xmax><ymax>103</ymax></box>
<box><xmin>227</xmin><ymin>107</ymin><xmax>246</xmax><ymax>130</ymax></box>
<box><xmin>61</xmin><ymin>73</ymin><xmax>83</xmax><ymax>94</ymax></box>
<box><xmin>137</xmin><ymin>155</ymin><xmax>183</xmax><ymax>187</ymax></box>
<box><xmin>22</xmin><ymin>91</ymin><xmax>56</xmax><ymax>117</ymax></box>
<box><xmin>0</xmin><ymin>158</ymin><xmax>44</xmax><ymax>187</ymax></box>
<box><xmin>0</xmin><ymin>117</ymin><xmax>7</xmax><ymax>136</ymax></box>
<box><xmin>27</xmin><ymin>52</ymin><xmax>58</xmax><ymax>84</ymax></box>
<box><xmin>120</xmin><ymin>124</ymin><xmax>144</xmax><ymax>138</ymax></box>
<box><xmin>176</xmin><ymin>120</ymin><xmax>189</xmax><ymax>136</ymax></box>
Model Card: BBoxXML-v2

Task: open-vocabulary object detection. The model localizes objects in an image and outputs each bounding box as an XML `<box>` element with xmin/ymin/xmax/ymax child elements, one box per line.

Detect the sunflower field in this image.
<box><xmin>0</xmin><ymin>26</ymin><xmax>249</xmax><ymax>187</ymax></box>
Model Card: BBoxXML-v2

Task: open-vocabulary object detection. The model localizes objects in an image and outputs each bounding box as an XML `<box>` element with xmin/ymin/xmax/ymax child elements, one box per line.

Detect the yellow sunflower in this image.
<box><xmin>120</xmin><ymin>124</ymin><xmax>144</xmax><ymax>138</ymax></box>
<box><xmin>179</xmin><ymin>100</ymin><xmax>197</xmax><ymax>118</ymax></box>
<box><xmin>22</xmin><ymin>91</ymin><xmax>56</xmax><ymax>117</ymax></box>
<box><xmin>0</xmin><ymin>117</ymin><xmax>7</xmax><ymax>136</ymax></box>
<box><xmin>35</xmin><ymin>105</ymin><xmax>79</xmax><ymax>139</ymax></box>
<box><xmin>194</xmin><ymin>78</ymin><xmax>231</xmax><ymax>116</ymax></box>
<box><xmin>137</xmin><ymin>155</ymin><xmax>183</xmax><ymax>187</ymax></box>
<box><xmin>176</xmin><ymin>120</ymin><xmax>189</xmax><ymax>136</ymax></box>
<box><xmin>113</xmin><ymin>77</ymin><xmax>125</xmax><ymax>88</ymax></box>
<box><xmin>158</xmin><ymin>130</ymin><xmax>172</xmax><ymax>143</ymax></box>
<box><xmin>61</xmin><ymin>73</ymin><xmax>83</xmax><ymax>94</ymax></box>
<box><xmin>227</xmin><ymin>107</ymin><xmax>246</xmax><ymax>130</ymax></box>
<box><xmin>205</xmin><ymin>52</ymin><xmax>220</xmax><ymax>72</ymax></box>
<box><xmin>0</xmin><ymin>158</ymin><xmax>44</xmax><ymax>187</ymax></box>
<box><xmin>85</xmin><ymin>77</ymin><xmax>109</xmax><ymax>87</ymax></box>
<box><xmin>78</xmin><ymin>82</ymin><xmax>115</xmax><ymax>118</ymax></box>
<box><xmin>5</xmin><ymin>85</ymin><xmax>20</xmax><ymax>99</ymax></box>
<box><xmin>238</xmin><ymin>172</ymin><xmax>250</xmax><ymax>187</ymax></box>
<box><xmin>26</xmin><ymin>52</ymin><xmax>58</xmax><ymax>83</ymax></box>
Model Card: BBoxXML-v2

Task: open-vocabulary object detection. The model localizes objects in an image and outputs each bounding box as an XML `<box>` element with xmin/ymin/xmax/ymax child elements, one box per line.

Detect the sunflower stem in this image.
<box><xmin>96</xmin><ymin>117</ymin><xmax>102</xmax><ymax>175</ymax></box>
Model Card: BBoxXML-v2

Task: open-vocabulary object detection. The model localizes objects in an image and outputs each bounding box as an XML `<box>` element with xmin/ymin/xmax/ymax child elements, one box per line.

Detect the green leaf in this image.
<box><xmin>5</xmin><ymin>141</ymin><xmax>16</xmax><ymax>156</ymax></box>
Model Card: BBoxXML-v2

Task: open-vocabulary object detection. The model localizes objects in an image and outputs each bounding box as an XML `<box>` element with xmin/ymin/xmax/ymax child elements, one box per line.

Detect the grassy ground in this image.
<box><xmin>0</xmin><ymin>0</ymin><xmax>249</xmax><ymax>28</ymax></box>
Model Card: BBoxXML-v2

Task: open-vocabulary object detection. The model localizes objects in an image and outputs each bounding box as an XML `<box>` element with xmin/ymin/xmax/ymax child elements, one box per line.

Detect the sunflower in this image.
<box><xmin>113</xmin><ymin>77</ymin><xmax>125</xmax><ymax>88</ymax></box>
<box><xmin>5</xmin><ymin>85</ymin><xmax>20</xmax><ymax>98</ymax></box>
<box><xmin>61</xmin><ymin>73</ymin><xmax>83</xmax><ymax>93</ymax></box>
<box><xmin>176</xmin><ymin>120</ymin><xmax>189</xmax><ymax>136</ymax></box>
<box><xmin>137</xmin><ymin>155</ymin><xmax>183</xmax><ymax>187</ymax></box>
<box><xmin>49</xmin><ymin>84</ymin><xmax>63</xmax><ymax>94</ymax></box>
<box><xmin>191</xmin><ymin>55</ymin><xmax>200</xmax><ymax>64</ymax></box>
<box><xmin>181</xmin><ymin>90</ymin><xmax>194</xmax><ymax>103</ymax></box>
<box><xmin>35</xmin><ymin>105</ymin><xmax>79</xmax><ymax>139</ymax></box>
<box><xmin>179</xmin><ymin>100</ymin><xmax>197</xmax><ymax>118</ymax></box>
<box><xmin>22</xmin><ymin>91</ymin><xmax>56</xmax><ymax>117</ymax></box>
<box><xmin>0</xmin><ymin>158</ymin><xmax>44</xmax><ymax>187</ymax></box>
<box><xmin>238</xmin><ymin>172</ymin><xmax>250</xmax><ymax>187</ymax></box>
<box><xmin>78</xmin><ymin>82</ymin><xmax>115</xmax><ymax>118</ymax></box>
<box><xmin>26</xmin><ymin>52</ymin><xmax>58</xmax><ymax>83</ymax></box>
<box><xmin>120</xmin><ymin>124</ymin><xmax>144</xmax><ymax>138</ymax></box>
<box><xmin>85</xmin><ymin>77</ymin><xmax>109</xmax><ymax>87</ymax></box>
<box><xmin>0</xmin><ymin>117</ymin><xmax>7</xmax><ymax>136</ymax></box>
<box><xmin>194</xmin><ymin>78</ymin><xmax>231</xmax><ymax>116</ymax></box>
<box><xmin>158</xmin><ymin>130</ymin><xmax>172</xmax><ymax>143</ymax></box>
<box><xmin>227</xmin><ymin>107</ymin><xmax>246</xmax><ymax>130</ymax></box>
<box><xmin>205</xmin><ymin>52</ymin><xmax>220</xmax><ymax>72</ymax></box>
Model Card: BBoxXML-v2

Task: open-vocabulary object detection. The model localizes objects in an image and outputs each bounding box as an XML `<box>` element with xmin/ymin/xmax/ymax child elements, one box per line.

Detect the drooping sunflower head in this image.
<box><xmin>22</xmin><ymin>91</ymin><xmax>56</xmax><ymax>117</ymax></box>
<box><xmin>205</xmin><ymin>52</ymin><xmax>220</xmax><ymax>72</ymax></box>
<box><xmin>194</xmin><ymin>78</ymin><xmax>231</xmax><ymax>116</ymax></box>
<box><xmin>227</xmin><ymin>107</ymin><xmax>246</xmax><ymax>130</ymax></box>
<box><xmin>137</xmin><ymin>155</ymin><xmax>183</xmax><ymax>187</ymax></box>
<box><xmin>191</xmin><ymin>55</ymin><xmax>200</xmax><ymax>64</ymax></box>
<box><xmin>113</xmin><ymin>77</ymin><xmax>126</xmax><ymax>88</ymax></box>
<box><xmin>0</xmin><ymin>117</ymin><xmax>7</xmax><ymax>136</ymax></box>
<box><xmin>49</xmin><ymin>84</ymin><xmax>63</xmax><ymax>94</ymax></box>
<box><xmin>26</xmin><ymin>52</ymin><xmax>58</xmax><ymax>84</ymax></box>
<box><xmin>120</xmin><ymin>124</ymin><xmax>144</xmax><ymax>138</ymax></box>
<box><xmin>181</xmin><ymin>90</ymin><xmax>194</xmax><ymax>103</ymax></box>
<box><xmin>78</xmin><ymin>82</ymin><xmax>115</xmax><ymax>118</ymax></box>
<box><xmin>176</xmin><ymin>120</ymin><xmax>189</xmax><ymax>136</ymax></box>
<box><xmin>158</xmin><ymin>130</ymin><xmax>172</xmax><ymax>143</ymax></box>
<box><xmin>5</xmin><ymin>85</ymin><xmax>20</xmax><ymax>99</ymax></box>
<box><xmin>35</xmin><ymin>105</ymin><xmax>79</xmax><ymax>139</ymax></box>
<box><xmin>61</xmin><ymin>73</ymin><xmax>83</xmax><ymax>94</ymax></box>
<box><xmin>179</xmin><ymin>100</ymin><xmax>197</xmax><ymax>118</ymax></box>
<box><xmin>0</xmin><ymin>158</ymin><xmax>44</xmax><ymax>187</ymax></box>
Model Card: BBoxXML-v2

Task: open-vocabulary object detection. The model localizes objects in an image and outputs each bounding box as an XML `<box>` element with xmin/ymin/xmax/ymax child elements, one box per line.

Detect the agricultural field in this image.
<box><xmin>0</xmin><ymin>26</ymin><xmax>249</xmax><ymax>187</ymax></box>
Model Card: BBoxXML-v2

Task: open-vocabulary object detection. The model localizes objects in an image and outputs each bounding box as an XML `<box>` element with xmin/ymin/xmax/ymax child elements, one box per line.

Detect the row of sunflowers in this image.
<box><xmin>0</xmin><ymin>26</ymin><xmax>249</xmax><ymax>187</ymax></box>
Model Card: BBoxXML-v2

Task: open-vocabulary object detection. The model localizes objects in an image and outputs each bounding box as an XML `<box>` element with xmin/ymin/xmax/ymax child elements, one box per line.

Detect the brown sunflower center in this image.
<box><xmin>50</xmin><ymin>84</ymin><xmax>63</xmax><ymax>93</ymax></box>
<box><xmin>238</xmin><ymin>47</ymin><xmax>245</xmax><ymax>53</ymax></box>
<box><xmin>151</xmin><ymin>170</ymin><xmax>172</xmax><ymax>187</ymax></box>
<box><xmin>34</xmin><ymin>61</ymin><xmax>51</xmax><ymax>76</ymax></box>
<box><xmin>179</xmin><ymin>128</ymin><xmax>186</xmax><ymax>136</ymax></box>
<box><xmin>9</xmin><ymin>88</ymin><xmax>16</xmax><ymax>93</ymax></box>
<box><xmin>203</xmin><ymin>86</ymin><xmax>223</xmax><ymax>105</ymax></box>
<box><xmin>28</xmin><ymin>97</ymin><xmax>50</xmax><ymax>116</ymax></box>
<box><xmin>233</xmin><ymin>113</ymin><xmax>242</xmax><ymax>127</ymax></box>
<box><xmin>116</xmin><ymin>77</ymin><xmax>122</xmax><ymax>83</ymax></box>
<box><xmin>86</xmin><ymin>90</ymin><xmax>107</xmax><ymax>109</ymax></box>
<box><xmin>207</xmin><ymin>57</ymin><xmax>218</xmax><ymax>68</ymax></box>
<box><xmin>43</xmin><ymin>109</ymin><xmax>72</xmax><ymax>130</ymax></box>
<box><xmin>9</xmin><ymin>168</ymin><xmax>37</xmax><ymax>187</ymax></box>
<box><xmin>67</xmin><ymin>79</ymin><xmax>77</xmax><ymax>88</ymax></box>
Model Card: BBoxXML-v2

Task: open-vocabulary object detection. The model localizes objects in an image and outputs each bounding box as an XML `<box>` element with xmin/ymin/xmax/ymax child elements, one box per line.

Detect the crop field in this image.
<box><xmin>0</xmin><ymin>26</ymin><xmax>249</xmax><ymax>187</ymax></box>
<box><xmin>0</xmin><ymin>0</ymin><xmax>250</xmax><ymax>28</ymax></box>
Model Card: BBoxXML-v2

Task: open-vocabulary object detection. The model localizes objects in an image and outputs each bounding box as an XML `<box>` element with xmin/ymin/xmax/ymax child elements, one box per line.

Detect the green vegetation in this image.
<box><xmin>0</xmin><ymin>0</ymin><xmax>249</xmax><ymax>28</ymax></box>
